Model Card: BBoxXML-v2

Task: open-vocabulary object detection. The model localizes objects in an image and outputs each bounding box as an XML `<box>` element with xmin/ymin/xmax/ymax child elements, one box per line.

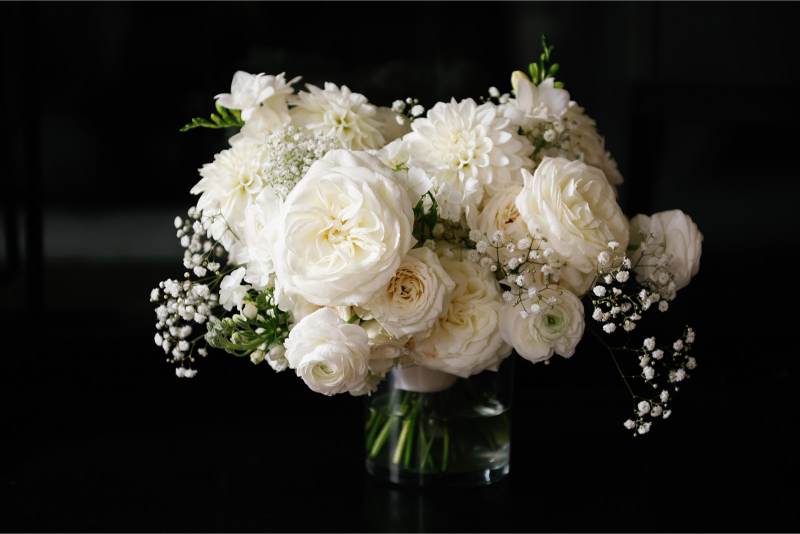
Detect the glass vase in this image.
<box><xmin>363</xmin><ymin>355</ymin><xmax>514</xmax><ymax>488</ymax></box>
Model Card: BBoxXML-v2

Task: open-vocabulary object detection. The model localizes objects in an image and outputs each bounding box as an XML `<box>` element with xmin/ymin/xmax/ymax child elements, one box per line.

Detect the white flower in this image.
<box><xmin>629</xmin><ymin>210</ymin><xmax>703</xmax><ymax>291</ymax></box>
<box><xmin>603</xmin><ymin>323</ymin><xmax>616</xmax><ymax>333</ymax></box>
<box><xmin>191</xmin><ymin>142</ymin><xmax>271</xmax><ymax>251</ymax></box>
<box><xmin>474</xmin><ymin>186</ymin><xmax>529</xmax><ymax>262</ymax></box>
<box><xmin>267</xmin><ymin>343</ymin><xmax>289</xmax><ymax>373</ymax></box>
<box><xmin>433</xmin><ymin>182</ymin><xmax>464</xmax><ymax>221</ymax></box>
<box><xmin>597</xmin><ymin>251</ymin><xmax>610</xmax><ymax>264</ymax></box>
<box><xmin>686</xmin><ymin>331</ymin><xmax>695</xmax><ymax>343</ymax></box>
<box><xmin>593</xmin><ymin>286</ymin><xmax>607</xmax><ymax>297</ymax></box>
<box><xmin>660</xmin><ymin>390</ymin><xmax>669</xmax><ymax>402</ymax></box>
<box><xmin>616</xmin><ymin>271</ymin><xmax>629</xmax><ymax>283</ymax></box>
<box><xmin>608</xmin><ymin>241</ymin><xmax>620</xmax><ymax>250</ymax></box>
<box><xmin>663</xmin><ymin>410</ymin><xmax>672</xmax><ymax>419</ymax></box>
<box><xmin>391</xmin><ymin>100</ymin><xmax>405</xmax><ymax>113</ymax></box>
<box><xmin>624</xmin><ymin>419</ymin><xmax>636</xmax><ymax>430</ymax></box>
<box><xmin>404</xmin><ymin>98</ymin><xmax>533</xmax><ymax>207</ymax></box>
<box><xmin>361</xmin><ymin>248</ymin><xmax>455</xmax><ymax>343</ymax></box>
<box><xmin>592</xmin><ymin>308</ymin><xmax>604</xmax><ymax>321</ymax></box>
<box><xmin>361</xmin><ymin>320</ymin><xmax>407</xmax><ymax>377</ymax></box>
<box><xmin>673</xmin><ymin>339</ymin><xmax>684</xmax><ymax>351</ymax></box>
<box><xmin>504</xmin><ymin>73</ymin><xmax>570</xmax><ymax>128</ymax></box>
<box><xmin>411</xmin><ymin>256</ymin><xmax>511</xmax><ymax>378</ymax></box>
<box><xmin>269</xmin><ymin>150</ymin><xmax>415</xmax><ymax>307</ymax></box>
<box><xmin>640</xmin><ymin>355</ymin><xmax>650</xmax><ymax>368</ymax></box>
<box><xmin>240</xmin><ymin>188</ymin><xmax>281</xmax><ymax>290</ymax></box>
<box><xmin>250</xmin><ymin>349</ymin><xmax>266</xmax><ymax>365</ymax></box>
<box><xmin>216</xmin><ymin>71</ymin><xmax>300</xmax><ymax>143</ymax></box>
<box><xmin>659</xmin><ymin>300</ymin><xmax>669</xmax><ymax>312</ymax></box>
<box><xmin>499</xmin><ymin>285</ymin><xmax>584</xmax><ymax>363</ymax></box>
<box><xmin>290</xmin><ymin>82</ymin><xmax>385</xmax><ymax>151</ymax></box>
<box><xmin>219</xmin><ymin>268</ymin><xmax>251</xmax><ymax>311</ymax></box>
<box><xmin>638</xmin><ymin>401</ymin><xmax>651</xmax><ymax>414</ymax></box>
<box><xmin>644</xmin><ymin>337</ymin><xmax>656</xmax><ymax>351</ymax></box>
<box><xmin>516</xmin><ymin>158</ymin><xmax>629</xmax><ymax>295</ymax></box>
<box><xmin>643</xmin><ymin>366</ymin><xmax>655</xmax><ymax>380</ymax></box>
<box><xmin>652</xmin><ymin>349</ymin><xmax>664</xmax><ymax>360</ymax></box>
<box><xmin>410</xmin><ymin>104</ymin><xmax>424</xmax><ymax>117</ymax></box>
<box><xmin>488</xmin><ymin>86</ymin><xmax>500</xmax><ymax>98</ymax></box>
<box><xmin>638</xmin><ymin>422</ymin><xmax>651</xmax><ymax>434</ymax></box>
<box><xmin>651</xmin><ymin>405</ymin><xmax>663</xmax><ymax>417</ymax></box>
<box><xmin>283</xmin><ymin>308</ymin><xmax>371</xmax><ymax>395</ymax></box>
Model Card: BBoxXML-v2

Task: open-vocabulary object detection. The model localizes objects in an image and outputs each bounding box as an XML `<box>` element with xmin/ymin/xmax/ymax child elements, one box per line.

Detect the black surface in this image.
<box><xmin>1</xmin><ymin>2</ymin><xmax>798</xmax><ymax>532</ymax></box>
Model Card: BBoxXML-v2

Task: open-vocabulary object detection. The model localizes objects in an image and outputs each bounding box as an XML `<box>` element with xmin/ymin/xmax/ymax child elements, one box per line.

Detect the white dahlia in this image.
<box><xmin>404</xmin><ymin>98</ymin><xmax>533</xmax><ymax>210</ymax></box>
<box><xmin>289</xmin><ymin>83</ymin><xmax>385</xmax><ymax>151</ymax></box>
<box><xmin>191</xmin><ymin>142</ymin><xmax>270</xmax><ymax>252</ymax></box>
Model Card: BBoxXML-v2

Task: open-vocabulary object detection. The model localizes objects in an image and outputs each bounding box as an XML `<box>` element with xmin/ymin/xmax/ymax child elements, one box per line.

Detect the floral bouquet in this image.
<box><xmin>152</xmin><ymin>36</ymin><xmax>703</xmax><ymax>486</ymax></box>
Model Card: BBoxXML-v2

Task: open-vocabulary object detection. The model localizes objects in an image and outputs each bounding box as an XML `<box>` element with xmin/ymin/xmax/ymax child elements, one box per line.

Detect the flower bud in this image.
<box><xmin>243</xmin><ymin>302</ymin><xmax>258</xmax><ymax>320</ymax></box>
<box><xmin>511</xmin><ymin>70</ymin><xmax>530</xmax><ymax>93</ymax></box>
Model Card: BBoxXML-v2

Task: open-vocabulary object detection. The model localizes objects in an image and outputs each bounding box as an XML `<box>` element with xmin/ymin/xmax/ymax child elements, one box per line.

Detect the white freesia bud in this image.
<box><xmin>516</xmin><ymin>158</ymin><xmax>629</xmax><ymax>294</ymax></box>
<box><xmin>629</xmin><ymin>210</ymin><xmax>703</xmax><ymax>291</ymax></box>
<box><xmin>270</xmin><ymin>150</ymin><xmax>416</xmax><ymax>307</ymax></box>
<box><xmin>361</xmin><ymin>248</ymin><xmax>455</xmax><ymax>343</ymax></box>
<box><xmin>242</xmin><ymin>301</ymin><xmax>258</xmax><ymax>320</ymax></box>
<box><xmin>250</xmin><ymin>349</ymin><xmax>266</xmax><ymax>365</ymax></box>
<box><xmin>283</xmin><ymin>308</ymin><xmax>371</xmax><ymax>396</ymax></box>
<box><xmin>499</xmin><ymin>286</ymin><xmax>584</xmax><ymax>363</ymax></box>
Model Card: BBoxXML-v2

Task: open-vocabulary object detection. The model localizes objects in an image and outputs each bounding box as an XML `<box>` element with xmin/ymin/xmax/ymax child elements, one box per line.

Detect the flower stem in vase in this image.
<box><xmin>442</xmin><ymin>424</ymin><xmax>450</xmax><ymax>472</ymax></box>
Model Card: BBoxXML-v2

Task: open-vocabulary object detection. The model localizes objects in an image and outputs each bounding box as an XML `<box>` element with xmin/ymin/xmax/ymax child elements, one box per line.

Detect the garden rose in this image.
<box><xmin>516</xmin><ymin>157</ymin><xmax>629</xmax><ymax>294</ymax></box>
<box><xmin>361</xmin><ymin>247</ymin><xmax>455</xmax><ymax>342</ymax></box>
<box><xmin>270</xmin><ymin>150</ymin><xmax>416</xmax><ymax>307</ymax></box>
<box><xmin>410</xmin><ymin>255</ymin><xmax>512</xmax><ymax>378</ymax></box>
<box><xmin>629</xmin><ymin>210</ymin><xmax>703</xmax><ymax>291</ymax></box>
<box><xmin>283</xmin><ymin>308</ymin><xmax>371</xmax><ymax>396</ymax></box>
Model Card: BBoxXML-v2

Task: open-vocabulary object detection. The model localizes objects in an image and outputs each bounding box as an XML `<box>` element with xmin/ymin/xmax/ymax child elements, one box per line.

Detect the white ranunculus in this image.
<box><xmin>374</xmin><ymin>106</ymin><xmax>412</xmax><ymax>144</ymax></box>
<box><xmin>629</xmin><ymin>210</ymin><xmax>703</xmax><ymax>291</ymax></box>
<box><xmin>516</xmin><ymin>157</ymin><xmax>629</xmax><ymax>294</ymax></box>
<box><xmin>219</xmin><ymin>267</ymin><xmax>251</xmax><ymax>311</ymax></box>
<box><xmin>504</xmin><ymin>73</ymin><xmax>570</xmax><ymax>128</ymax></box>
<box><xmin>289</xmin><ymin>83</ymin><xmax>385</xmax><ymax>151</ymax></box>
<box><xmin>410</xmin><ymin>256</ymin><xmax>512</xmax><ymax>378</ymax></box>
<box><xmin>215</xmin><ymin>71</ymin><xmax>301</xmax><ymax>145</ymax></box>
<box><xmin>283</xmin><ymin>308</ymin><xmax>371</xmax><ymax>396</ymax></box>
<box><xmin>270</xmin><ymin>150</ymin><xmax>416</xmax><ymax>307</ymax></box>
<box><xmin>361</xmin><ymin>248</ymin><xmax>455</xmax><ymax>343</ymax></box>
<box><xmin>499</xmin><ymin>286</ymin><xmax>585</xmax><ymax>363</ymax></box>
<box><xmin>404</xmin><ymin>98</ymin><xmax>534</xmax><ymax>210</ymax></box>
<box><xmin>191</xmin><ymin>142</ymin><xmax>270</xmax><ymax>251</ymax></box>
<box><xmin>534</xmin><ymin>101</ymin><xmax>623</xmax><ymax>188</ymax></box>
<box><xmin>266</xmin><ymin>342</ymin><xmax>289</xmax><ymax>373</ymax></box>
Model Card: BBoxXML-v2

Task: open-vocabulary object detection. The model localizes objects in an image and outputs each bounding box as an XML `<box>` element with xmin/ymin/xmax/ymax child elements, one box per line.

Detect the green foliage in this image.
<box><xmin>412</xmin><ymin>192</ymin><xmax>439</xmax><ymax>239</ymax></box>
<box><xmin>180</xmin><ymin>100</ymin><xmax>244</xmax><ymax>132</ymax></box>
<box><xmin>528</xmin><ymin>34</ymin><xmax>564</xmax><ymax>89</ymax></box>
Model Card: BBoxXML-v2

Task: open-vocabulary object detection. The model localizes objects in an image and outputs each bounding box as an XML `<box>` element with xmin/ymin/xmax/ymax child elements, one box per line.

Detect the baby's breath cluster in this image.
<box><xmin>633</xmin><ymin>230</ymin><xmax>679</xmax><ymax>302</ymax></box>
<box><xmin>261</xmin><ymin>125</ymin><xmax>338</xmax><ymax>200</ymax></box>
<box><xmin>391</xmin><ymin>97</ymin><xmax>425</xmax><ymax>124</ymax></box>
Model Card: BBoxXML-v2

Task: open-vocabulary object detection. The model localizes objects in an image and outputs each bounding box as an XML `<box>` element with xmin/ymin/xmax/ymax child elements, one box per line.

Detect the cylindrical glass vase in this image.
<box><xmin>364</xmin><ymin>356</ymin><xmax>514</xmax><ymax>488</ymax></box>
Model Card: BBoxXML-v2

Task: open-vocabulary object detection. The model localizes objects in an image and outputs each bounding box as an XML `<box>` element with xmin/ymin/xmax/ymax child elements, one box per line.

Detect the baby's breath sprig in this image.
<box><xmin>391</xmin><ymin>97</ymin><xmax>424</xmax><ymax>124</ymax></box>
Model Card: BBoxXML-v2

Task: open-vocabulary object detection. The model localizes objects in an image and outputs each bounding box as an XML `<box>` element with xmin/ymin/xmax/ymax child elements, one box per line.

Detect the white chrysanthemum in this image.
<box><xmin>404</xmin><ymin>98</ymin><xmax>534</xmax><ymax>209</ymax></box>
<box><xmin>289</xmin><ymin>83</ymin><xmax>385</xmax><ymax>151</ymax></box>
<box><xmin>191</xmin><ymin>142</ymin><xmax>270</xmax><ymax>251</ymax></box>
<box><xmin>215</xmin><ymin>71</ymin><xmax>301</xmax><ymax>145</ymax></box>
<box><xmin>410</xmin><ymin>254</ymin><xmax>512</xmax><ymax>378</ymax></box>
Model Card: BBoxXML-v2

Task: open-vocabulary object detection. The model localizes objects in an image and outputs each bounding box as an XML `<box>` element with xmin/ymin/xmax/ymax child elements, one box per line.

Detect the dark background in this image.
<box><xmin>1</xmin><ymin>2</ymin><xmax>798</xmax><ymax>532</ymax></box>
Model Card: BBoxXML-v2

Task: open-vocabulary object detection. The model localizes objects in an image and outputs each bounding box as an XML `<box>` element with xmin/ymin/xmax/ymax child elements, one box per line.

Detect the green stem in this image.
<box><xmin>370</xmin><ymin>416</ymin><xmax>399</xmax><ymax>459</ymax></box>
<box><xmin>442</xmin><ymin>425</ymin><xmax>450</xmax><ymax>472</ymax></box>
<box><xmin>365</xmin><ymin>412</ymin><xmax>384</xmax><ymax>452</ymax></box>
<box><xmin>417</xmin><ymin>419</ymin><xmax>435</xmax><ymax>471</ymax></box>
<box><xmin>420</xmin><ymin>424</ymin><xmax>439</xmax><ymax>471</ymax></box>
<box><xmin>588</xmin><ymin>326</ymin><xmax>637</xmax><ymax>409</ymax></box>
<box><xmin>393</xmin><ymin>418</ymin><xmax>411</xmax><ymax>465</ymax></box>
<box><xmin>365</xmin><ymin>410</ymin><xmax>377</xmax><ymax>433</ymax></box>
<box><xmin>403</xmin><ymin>397</ymin><xmax>421</xmax><ymax>469</ymax></box>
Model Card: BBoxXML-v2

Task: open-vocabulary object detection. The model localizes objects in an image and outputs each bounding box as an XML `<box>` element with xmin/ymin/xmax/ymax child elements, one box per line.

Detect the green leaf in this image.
<box><xmin>547</xmin><ymin>63</ymin><xmax>559</xmax><ymax>78</ymax></box>
<box><xmin>554</xmin><ymin>81</ymin><xmax>565</xmax><ymax>89</ymax></box>
<box><xmin>180</xmin><ymin>101</ymin><xmax>244</xmax><ymax>132</ymax></box>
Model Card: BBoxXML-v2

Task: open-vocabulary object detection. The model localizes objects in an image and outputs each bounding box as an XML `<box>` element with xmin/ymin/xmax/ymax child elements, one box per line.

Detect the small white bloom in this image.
<box><xmin>543</xmin><ymin>129</ymin><xmax>557</xmax><ymax>142</ymax></box>
<box><xmin>493</xmin><ymin>230</ymin><xmax>505</xmax><ymax>243</ymax></box>
<box><xmin>638</xmin><ymin>401</ymin><xmax>651</xmax><ymax>414</ymax></box>
<box><xmin>391</xmin><ymin>100</ymin><xmax>405</xmax><ymax>113</ymax></box>
<box><xmin>673</xmin><ymin>339</ymin><xmax>684</xmax><ymax>351</ymax></box>
<box><xmin>604</xmin><ymin>274</ymin><xmax>613</xmax><ymax>284</ymax></box>
<box><xmin>675</xmin><ymin>369</ymin><xmax>686</xmax><ymax>381</ymax></box>
<box><xmin>615</xmin><ymin>270</ymin><xmax>629</xmax><ymax>283</ymax></box>
<box><xmin>193</xmin><ymin>266</ymin><xmax>207</xmax><ymax>277</ymax></box>
<box><xmin>503</xmin><ymin>291</ymin><xmax>514</xmax><ymax>302</ymax></box>
<box><xmin>197</xmin><ymin>347</ymin><xmax>208</xmax><ymax>357</ymax></box>
<box><xmin>250</xmin><ymin>349</ymin><xmax>266</xmax><ymax>365</ymax></box>
<box><xmin>507</xmin><ymin>243</ymin><xmax>516</xmax><ymax>253</ymax></box>
<box><xmin>644</xmin><ymin>337</ymin><xmax>656</xmax><ymax>351</ymax></box>
<box><xmin>603</xmin><ymin>323</ymin><xmax>616</xmax><ymax>333</ymax></box>
<box><xmin>424</xmin><ymin>239</ymin><xmax>436</xmax><ymax>251</ymax></box>
<box><xmin>597</xmin><ymin>251</ymin><xmax>610</xmax><ymax>264</ymax></box>
<box><xmin>663</xmin><ymin>410</ymin><xmax>672</xmax><ymax>419</ymax></box>
<box><xmin>592</xmin><ymin>308</ymin><xmax>604</xmax><ymax>321</ymax></box>
<box><xmin>652</xmin><ymin>349</ymin><xmax>664</xmax><ymax>360</ymax></box>
<box><xmin>593</xmin><ymin>286</ymin><xmax>607</xmax><ymax>297</ymax></box>
<box><xmin>610</xmin><ymin>306</ymin><xmax>620</xmax><ymax>315</ymax></box>
<box><xmin>529</xmin><ymin>303</ymin><xmax>541</xmax><ymax>315</ymax></box>
<box><xmin>519</xmin><ymin>310</ymin><xmax>529</xmax><ymax>319</ymax></box>
<box><xmin>608</xmin><ymin>241</ymin><xmax>620</xmax><ymax>250</ymax></box>
<box><xmin>624</xmin><ymin>419</ymin><xmax>636</xmax><ymax>430</ymax></box>
<box><xmin>175</xmin><ymin>368</ymin><xmax>185</xmax><ymax>377</ymax></box>
<box><xmin>612</xmin><ymin>288</ymin><xmax>622</xmax><ymax>296</ymax></box>
<box><xmin>432</xmin><ymin>223</ymin><xmax>445</xmax><ymax>238</ymax></box>
<box><xmin>686</xmin><ymin>331</ymin><xmax>696</xmax><ymax>343</ymax></box>
<box><xmin>154</xmin><ymin>333</ymin><xmax>163</xmax><ymax>346</ymax></box>
<box><xmin>469</xmin><ymin>229</ymin><xmax>482</xmax><ymax>242</ymax></box>
<box><xmin>644</xmin><ymin>366</ymin><xmax>655</xmax><ymax>380</ymax></box>
<box><xmin>651</xmin><ymin>405</ymin><xmax>663</xmax><ymax>417</ymax></box>
<box><xmin>476</xmin><ymin>241</ymin><xmax>489</xmax><ymax>253</ymax></box>
<box><xmin>242</xmin><ymin>301</ymin><xmax>258</xmax><ymax>320</ymax></box>
<box><xmin>174</xmin><ymin>216</ymin><xmax>182</xmax><ymax>229</ymax></box>
<box><xmin>410</xmin><ymin>105</ymin><xmax>424</xmax><ymax>117</ymax></box>
<box><xmin>508</xmin><ymin>258</ymin><xmax>520</xmax><ymax>270</ymax></box>
<box><xmin>620</xmin><ymin>303</ymin><xmax>631</xmax><ymax>312</ymax></box>
<box><xmin>467</xmin><ymin>249</ymin><xmax>480</xmax><ymax>263</ymax></box>
<box><xmin>640</xmin><ymin>355</ymin><xmax>650</xmax><ymax>368</ymax></box>
<box><xmin>543</xmin><ymin>248</ymin><xmax>554</xmax><ymax>259</ymax></box>
<box><xmin>443</xmin><ymin>248</ymin><xmax>454</xmax><ymax>258</ymax></box>
<box><xmin>528</xmin><ymin>287</ymin><xmax>538</xmax><ymax>298</ymax></box>
<box><xmin>488</xmin><ymin>86</ymin><xmax>500</xmax><ymax>98</ymax></box>
<box><xmin>480</xmin><ymin>257</ymin><xmax>493</xmax><ymax>269</ymax></box>
<box><xmin>660</xmin><ymin>390</ymin><xmax>669</xmax><ymax>402</ymax></box>
<box><xmin>637</xmin><ymin>422</ymin><xmax>651</xmax><ymax>434</ymax></box>
<box><xmin>518</xmin><ymin>238</ymin><xmax>532</xmax><ymax>250</ymax></box>
<box><xmin>516</xmin><ymin>275</ymin><xmax>526</xmax><ymax>286</ymax></box>
<box><xmin>183</xmin><ymin>368</ymin><xmax>197</xmax><ymax>378</ymax></box>
<box><xmin>622</xmin><ymin>258</ymin><xmax>632</xmax><ymax>269</ymax></box>
<box><xmin>219</xmin><ymin>267</ymin><xmax>251</xmax><ymax>311</ymax></box>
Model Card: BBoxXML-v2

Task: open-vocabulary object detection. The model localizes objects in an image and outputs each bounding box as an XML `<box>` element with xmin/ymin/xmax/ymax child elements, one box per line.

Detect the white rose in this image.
<box><xmin>283</xmin><ymin>308</ymin><xmax>371</xmax><ymax>396</ymax></box>
<box><xmin>629</xmin><ymin>210</ymin><xmax>703</xmax><ymax>291</ymax></box>
<box><xmin>499</xmin><ymin>286</ymin><xmax>585</xmax><ymax>363</ymax></box>
<box><xmin>361</xmin><ymin>319</ymin><xmax>406</xmax><ymax>377</ymax></box>
<box><xmin>516</xmin><ymin>157</ymin><xmax>629</xmax><ymax>294</ymax></box>
<box><xmin>361</xmin><ymin>248</ymin><xmax>455</xmax><ymax>343</ymax></box>
<box><xmin>410</xmin><ymin>256</ymin><xmax>512</xmax><ymax>378</ymax></box>
<box><xmin>270</xmin><ymin>149</ymin><xmax>416</xmax><ymax>307</ymax></box>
